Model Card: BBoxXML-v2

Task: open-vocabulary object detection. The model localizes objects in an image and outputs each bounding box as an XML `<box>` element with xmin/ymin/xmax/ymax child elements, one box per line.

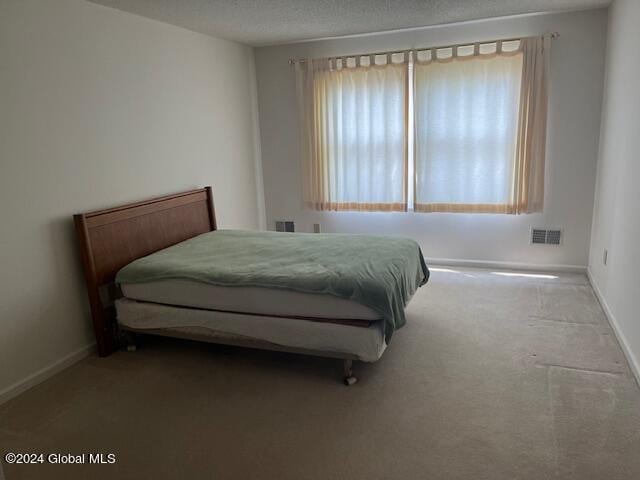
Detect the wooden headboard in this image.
<box><xmin>74</xmin><ymin>187</ymin><xmax>216</xmax><ymax>356</ymax></box>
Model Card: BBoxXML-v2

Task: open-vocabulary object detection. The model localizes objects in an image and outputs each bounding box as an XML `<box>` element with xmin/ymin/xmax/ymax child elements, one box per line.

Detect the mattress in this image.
<box><xmin>116</xmin><ymin>298</ymin><xmax>387</xmax><ymax>362</ymax></box>
<box><xmin>121</xmin><ymin>280</ymin><xmax>381</xmax><ymax>322</ymax></box>
<box><xmin>116</xmin><ymin>229</ymin><xmax>429</xmax><ymax>340</ymax></box>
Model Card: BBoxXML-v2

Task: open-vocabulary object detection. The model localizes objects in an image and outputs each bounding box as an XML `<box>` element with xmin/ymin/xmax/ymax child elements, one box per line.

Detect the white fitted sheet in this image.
<box><xmin>115</xmin><ymin>298</ymin><xmax>386</xmax><ymax>362</ymax></box>
<box><xmin>121</xmin><ymin>280</ymin><xmax>381</xmax><ymax>321</ymax></box>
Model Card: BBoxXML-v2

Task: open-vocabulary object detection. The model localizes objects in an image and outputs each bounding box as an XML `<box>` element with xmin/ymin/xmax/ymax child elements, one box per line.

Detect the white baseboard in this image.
<box><xmin>587</xmin><ymin>268</ymin><xmax>640</xmax><ymax>386</ymax></box>
<box><xmin>425</xmin><ymin>257</ymin><xmax>587</xmax><ymax>273</ymax></box>
<box><xmin>0</xmin><ymin>342</ymin><xmax>96</xmax><ymax>406</ymax></box>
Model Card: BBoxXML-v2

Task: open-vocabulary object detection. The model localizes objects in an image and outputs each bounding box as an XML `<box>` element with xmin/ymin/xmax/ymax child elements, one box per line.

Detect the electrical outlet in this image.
<box><xmin>313</xmin><ymin>223</ymin><xmax>321</xmax><ymax>233</ymax></box>
<box><xmin>603</xmin><ymin>249</ymin><xmax>608</xmax><ymax>266</ymax></box>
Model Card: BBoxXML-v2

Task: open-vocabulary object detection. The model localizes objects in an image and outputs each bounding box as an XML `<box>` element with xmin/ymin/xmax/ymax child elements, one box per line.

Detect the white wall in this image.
<box><xmin>255</xmin><ymin>9</ymin><xmax>607</xmax><ymax>270</ymax></box>
<box><xmin>588</xmin><ymin>0</ymin><xmax>640</xmax><ymax>378</ymax></box>
<box><xmin>0</xmin><ymin>0</ymin><xmax>263</xmax><ymax>399</ymax></box>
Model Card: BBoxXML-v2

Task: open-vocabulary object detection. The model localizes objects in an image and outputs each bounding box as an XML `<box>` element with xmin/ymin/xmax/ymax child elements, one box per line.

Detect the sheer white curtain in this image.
<box><xmin>413</xmin><ymin>42</ymin><xmax>524</xmax><ymax>213</ymax></box>
<box><xmin>295</xmin><ymin>55</ymin><xmax>409</xmax><ymax>211</ymax></box>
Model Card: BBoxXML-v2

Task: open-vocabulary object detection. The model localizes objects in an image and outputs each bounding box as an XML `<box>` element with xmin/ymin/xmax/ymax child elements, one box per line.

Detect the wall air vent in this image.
<box><xmin>531</xmin><ymin>228</ymin><xmax>562</xmax><ymax>245</ymax></box>
<box><xmin>275</xmin><ymin>221</ymin><xmax>295</xmax><ymax>232</ymax></box>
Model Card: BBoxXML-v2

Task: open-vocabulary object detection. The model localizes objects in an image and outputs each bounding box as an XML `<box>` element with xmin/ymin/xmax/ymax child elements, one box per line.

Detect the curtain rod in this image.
<box><xmin>288</xmin><ymin>32</ymin><xmax>559</xmax><ymax>65</ymax></box>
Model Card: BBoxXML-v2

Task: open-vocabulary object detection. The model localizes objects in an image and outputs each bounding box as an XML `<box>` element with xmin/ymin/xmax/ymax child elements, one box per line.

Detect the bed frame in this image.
<box><xmin>74</xmin><ymin>187</ymin><xmax>358</xmax><ymax>384</ymax></box>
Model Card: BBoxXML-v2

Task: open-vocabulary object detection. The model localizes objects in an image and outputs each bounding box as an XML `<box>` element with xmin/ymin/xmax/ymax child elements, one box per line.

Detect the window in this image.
<box><xmin>295</xmin><ymin>36</ymin><xmax>550</xmax><ymax>214</ymax></box>
<box><xmin>296</xmin><ymin>55</ymin><xmax>409</xmax><ymax>211</ymax></box>
<box><xmin>414</xmin><ymin>43</ymin><xmax>523</xmax><ymax>213</ymax></box>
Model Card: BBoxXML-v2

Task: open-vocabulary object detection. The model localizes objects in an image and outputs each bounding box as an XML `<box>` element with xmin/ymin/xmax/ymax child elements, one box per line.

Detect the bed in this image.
<box><xmin>74</xmin><ymin>187</ymin><xmax>429</xmax><ymax>384</ymax></box>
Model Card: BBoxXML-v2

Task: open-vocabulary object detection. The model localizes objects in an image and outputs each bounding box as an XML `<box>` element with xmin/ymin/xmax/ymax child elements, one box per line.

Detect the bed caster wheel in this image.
<box><xmin>342</xmin><ymin>359</ymin><xmax>357</xmax><ymax>386</ymax></box>
<box><xmin>343</xmin><ymin>376</ymin><xmax>358</xmax><ymax>386</ymax></box>
<box><xmin>126</xmin><ymin>344</ymin><xmax>137</xmax><ymax>352</ymax></box>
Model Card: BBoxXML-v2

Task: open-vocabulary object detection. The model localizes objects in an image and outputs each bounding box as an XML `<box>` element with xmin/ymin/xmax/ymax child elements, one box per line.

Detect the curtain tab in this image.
<box><xmin>418</xmin><ymin>49</ymin><xmax>431</xmax><ymax>63</ymax></box>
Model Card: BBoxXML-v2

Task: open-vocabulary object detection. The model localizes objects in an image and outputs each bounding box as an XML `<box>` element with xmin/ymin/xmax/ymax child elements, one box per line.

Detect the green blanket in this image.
<box><xmin>116</xmin><ymin>230</ymin><xmax>429</xmax><ymax>340</ymax></box>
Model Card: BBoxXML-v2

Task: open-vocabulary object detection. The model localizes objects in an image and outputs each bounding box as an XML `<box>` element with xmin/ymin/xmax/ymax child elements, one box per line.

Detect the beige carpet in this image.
<box><xmin>1</xmin><ymin>267</ymin><xmax>640</xmax><ymax>480</ymax></box>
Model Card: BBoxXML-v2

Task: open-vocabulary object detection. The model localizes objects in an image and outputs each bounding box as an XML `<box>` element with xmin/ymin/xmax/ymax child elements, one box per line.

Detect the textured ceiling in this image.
<box><xmin>87</xmin><ymin>0</ymin><xmax>611</xmax><ymax>46</ymax></box>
